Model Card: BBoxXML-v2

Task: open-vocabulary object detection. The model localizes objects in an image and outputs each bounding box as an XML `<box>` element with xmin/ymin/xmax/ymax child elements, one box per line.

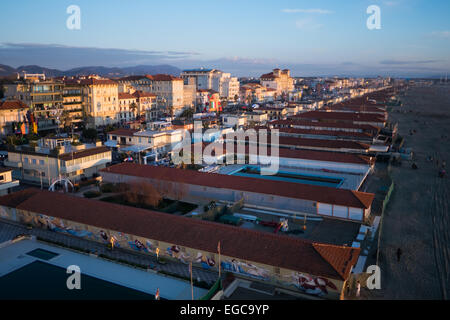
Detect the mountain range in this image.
<box><xmin>0</xmin><ymin>64</ymin><xmax>182</xmax><ymax>78</ymax></box>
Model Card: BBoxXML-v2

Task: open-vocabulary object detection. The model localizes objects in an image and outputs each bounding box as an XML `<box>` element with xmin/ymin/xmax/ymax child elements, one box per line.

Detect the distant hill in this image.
<box><xmin>0</xmin><ymin>64</ymin><xmax>181</xmax><ymax>78</ymax></box>
<box><xmin>0</xmin><ymin>64</ymin><xmax>18</xmax><ymax>77</ymax></box>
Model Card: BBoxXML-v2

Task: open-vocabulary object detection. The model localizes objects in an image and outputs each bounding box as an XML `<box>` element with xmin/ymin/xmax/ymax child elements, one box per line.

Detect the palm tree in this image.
<box><xmin>129</xmin><ymin>102</ymin><xmax>138</xmax><ymax>120</ymax></box>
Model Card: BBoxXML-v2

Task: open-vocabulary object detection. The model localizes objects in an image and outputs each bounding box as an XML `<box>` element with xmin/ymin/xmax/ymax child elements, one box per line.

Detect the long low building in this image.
<box><xmin>101</xmin><ymin>163</ymin><xmax>375</xmax><ymax>222</ymax></box>
<box><xmin>0</xmin><ymin>189</ymin><xmax>360</xmax><ymax>299</ymax></box>
<box><xmin>269</xmin><ymin>119</ymin><xmax>380</xmax><ymax>134</ymax></box>
<box><xmin>225</xmin><ymin>134</ymin><xmax>371</xmax><ymax>154</ymax></box>
<box><xmin>195</xmin><ymin>142</ymin><xmax>374</xmax><ymax>174</ymax></box>
<box><xmin>292</xmin><ymin>111</ymin><xmax>386</xmax><ymax>127</ymax></box>
<box><xmin>257</xmin><ymin>127</ymin><xmax>376</xmax><ymax>143</ymax></box>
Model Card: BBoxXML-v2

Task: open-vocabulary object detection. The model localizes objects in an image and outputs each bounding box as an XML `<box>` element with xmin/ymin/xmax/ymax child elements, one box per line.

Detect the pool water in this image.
<box><xmin>0</xmin><ymin>261</ymin><xmax>156</xmax><ymax>300</ymax></box>
<box><xmin>230</xmin><ymin>166</ymin><xmax>343</xmax><ymax>188</ymax></box>
<box><xmin>26</xmin><ymin>248</ymin><xmax>59</xmax><ymax>261</ymax></box>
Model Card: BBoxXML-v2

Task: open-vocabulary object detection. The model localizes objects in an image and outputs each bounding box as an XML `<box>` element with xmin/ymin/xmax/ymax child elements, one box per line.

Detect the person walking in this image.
<box><xmin>356</xmin><ymin>281</ymin><xmax>361</xmax><ymax>298</ymax></box>
<box><xmin>397</xmin><ymin>248</ymin><xmax>402</xmax><ymax>262</ymax></box>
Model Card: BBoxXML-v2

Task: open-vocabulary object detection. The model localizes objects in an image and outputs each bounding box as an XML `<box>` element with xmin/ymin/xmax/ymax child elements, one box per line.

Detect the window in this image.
<box><xmin>39</xmin><ymin>160</ymin><xmax>44</xmax><ymax>165</ymax></box>
<box><xmin>23</xmin><ymin>157</ymin><xmax>29</xmax><ymax>163</ymax></box>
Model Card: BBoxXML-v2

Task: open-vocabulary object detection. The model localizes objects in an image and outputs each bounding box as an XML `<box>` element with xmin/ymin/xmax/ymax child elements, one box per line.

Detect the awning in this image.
<box><xmin>104</xmin><ymin>140</ymin><xmax>118</xmax><ymax>148</ymax></box>
<box><xmin>121</xmin><ymin>144</ymin><xmax>152</xmax><ymax>153</ymax></box>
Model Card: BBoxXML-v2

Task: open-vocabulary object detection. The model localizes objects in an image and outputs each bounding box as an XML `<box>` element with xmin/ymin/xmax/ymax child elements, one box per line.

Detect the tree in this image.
<box><xmin>82</xmin><ymin>128</ymin><xmax>97</xmax><ymax>142</ymax></box>
<box><xmin>124</xmin><ymin>181</ymin><xmax>162</xmax><ymax>208</ymax></box>
<box><xmin>59</xmin><ymin>110</ymin><xmax>73</xmax><ymax>133</ymax></box>
<box><xmin>129</xmin><ymin>102</ymin><xmax>138</xmax><ymax>119</ymax></box>
<box><xmin>179</xmin><ymin>107</ymin><xmax>194</xmax><ymax>119</ymax></box>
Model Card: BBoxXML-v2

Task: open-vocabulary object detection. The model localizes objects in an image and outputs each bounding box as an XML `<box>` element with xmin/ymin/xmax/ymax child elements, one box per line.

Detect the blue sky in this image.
<box><xmin>0</xmin><ymin>0</ymin><xmax>449</xmax><ymax>77</ymax></box>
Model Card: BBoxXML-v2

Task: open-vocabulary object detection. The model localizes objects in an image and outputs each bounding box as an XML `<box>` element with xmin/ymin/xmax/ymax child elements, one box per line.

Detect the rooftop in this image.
<box><xmin>101</xmin><ymin>163</ymin><xmax>375</xmax><ymax>209</ymax></box>
<box><xmin>0</xmin><ymin>189</ymin><xmax>361</xmax><ymax>280</ymax></box>
<box><xmin>0</xmin><ymin>100</ymin><xmax>29</xmax><ymax>111</ymax></box>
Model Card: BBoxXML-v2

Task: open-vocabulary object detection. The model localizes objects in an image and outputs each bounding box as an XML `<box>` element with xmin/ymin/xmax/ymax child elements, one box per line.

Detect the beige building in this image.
<box><xmin>79</xmin><ymin>77</ymin><xmax>119</xmax><ymax>127</ymax></box>
<box><xmin>107</xmin><ymin>128</ymin><xmax>185</xmax><ymax>156</ymax></box>
<box><xmin>244</xmin><ymin>112</ymin><xmax>269</xmax><ymax>127</ymax></box>
<box><xmin>180</xmin><ymin>68</ymin><xmax>240</xmax><ymax>100</ymax></box>
<box><xmin>260</xmin><ymin>68</ymin><xmax>295</xmax><ymax>95</ymax></box>
<box><xmin>149</xmin><ymin>74</ymin><xmax>184</xmax><ymax>116</ymax></box>
<box><xmin>117</xmin><ymin>76</ymin><xmax>153</xmax><ymax>93</ymax></box>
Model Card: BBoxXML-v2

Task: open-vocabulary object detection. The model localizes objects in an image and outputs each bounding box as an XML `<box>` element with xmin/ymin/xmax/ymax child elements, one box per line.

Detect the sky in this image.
<box><xmin>0</xmin><ymin>0</ymin><xmax>449</xmax><ymax>77</ymax></box>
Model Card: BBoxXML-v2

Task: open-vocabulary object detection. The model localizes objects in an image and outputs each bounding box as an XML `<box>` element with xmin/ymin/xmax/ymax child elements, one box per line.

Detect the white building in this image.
<box><xmin>181</xmin><ymin>68</ymin><xmax>240</xmax><ymax>100</ymax></box>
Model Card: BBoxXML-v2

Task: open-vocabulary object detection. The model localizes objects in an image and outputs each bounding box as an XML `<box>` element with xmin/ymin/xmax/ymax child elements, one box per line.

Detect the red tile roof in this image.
<box><xmin>78</xmin><ymin>78</ymin><xmax>117</xmax><ymax>86</ymax></box>
<box><xmin>101</xmin><ymin>163</ymin><xmax>374</xmax><ymax>209</ymax></box>
<box><xmin>260</xmin><ymin>73</ymin><xmax>278</xmax><ymax>79</ymax></box>
<box><xmin>233</xmin><ymin>134</ymin><xmax>370</xmax><ymax>151</ymax></box>
<box><xmin>151</xmin><ymin>74</ymin><xmax>183</xmax><ymax>81</ymax></box>
<box><xmin>58</xmin><ymin>146</ymin><xmax>110</xmax><ymax>161</ymax></box>
<box><xmin>118</xmin><ymin>92</ymin><xmax>135</xmax><ymax>100</ymax></box>
<box><xmin>294</xmin><ymin>111</ymin><xmax>385</xmax><ymax>123</ymax></box>
<box><xmin>270</xmin><ymin>119</ymin><xmax>380</xmax><ymax>133</ymax></box>
<box><xmin>133</xmin><ymin>91</ymin><xmax>156</xmax><ymax>98</ymax></box>
<box><xmin>0</xmin><ymin>100</ymin><xmax>29</xmax><ymax>110</ymax></box>
<box><xmin>0</xmin><ymin>189</ymin><xmax>360</xmax><ymax>280</ymax></box>
<box><xmin>272</xmin><ymin>127</ymin><xmax>375</xmax><ymax>139</ymax></box>
<box><xmin>108</xmin><ymin>129</ymin><xmax>139</xmax><ymax>137</ymax></box>
<box><xmin>201</xmin><ymin>142</ymin><xmax>374</xmax><ymax>165</ymax></box>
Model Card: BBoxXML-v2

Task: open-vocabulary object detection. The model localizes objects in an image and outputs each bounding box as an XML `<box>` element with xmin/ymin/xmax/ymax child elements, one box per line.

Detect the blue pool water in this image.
<box><xmin>230</xmin><ymin>166</ymin><xmax>343</xmax><ymax>188</ymax></box>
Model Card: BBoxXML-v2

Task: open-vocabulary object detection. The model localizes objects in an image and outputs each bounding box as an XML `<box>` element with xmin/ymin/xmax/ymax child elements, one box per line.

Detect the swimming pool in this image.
<box><xmin>229</xmin><ymin>166</ymin><xmax>344</xmax><ymax>188</ymax></box>
<box><xmin>0</xmin><ymin>261</ymin><xmax>156</xmax><ymax>300</ymax></box>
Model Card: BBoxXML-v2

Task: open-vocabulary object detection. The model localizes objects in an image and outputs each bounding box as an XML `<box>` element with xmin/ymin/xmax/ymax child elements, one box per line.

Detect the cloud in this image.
<box><xmin>295</xmin><ymin>18</ymin><xmax>323</xmax><ymax>30</ymax></box>
<box><xmin>430</xmin><ymin>31</ymin><xmax>450</xmax><ymax>39</ymax></box>
<box><xmin>380</xmin><ymin>59</ymin><xmax>441</xmax><ymax>65</ymax></box>
<box><xmin>383</xmin><ymin>1</ymin><xmax>400</xmax><ymax>6</ymax></box>
<box><xmin>282</xmin><ymin>8</ymin><xmax>333</xmax><ymax>14</ymax></box>
<box><xmin>0</xmin><ymin>43</ymin><xmax>200</xmax><ymax>69</ymax></box>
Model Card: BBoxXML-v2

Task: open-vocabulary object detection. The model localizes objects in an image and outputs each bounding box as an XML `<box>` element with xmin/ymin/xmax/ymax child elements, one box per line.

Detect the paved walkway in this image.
<box><xmin>0</xmin><ymin>219</ymin><xmax>219</xmax><ymax>286</ymax></box>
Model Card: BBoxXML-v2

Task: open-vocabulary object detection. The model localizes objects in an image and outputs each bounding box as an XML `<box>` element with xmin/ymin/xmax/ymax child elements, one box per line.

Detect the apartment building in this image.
<box><xmin>117</xmin><ymin>76</ymin><xmax>153</xmax><ymax>93</ymax></box>
<box><xmin>181</xmin><ymin>68</ymin><xmax>239</xmax><ymax>100</ymax></box>
<box><xmin>260</xmin><ymin>68</ymin><xmax>295</xmax><ymax>95</ymax></box>
<box><xmin>183</xmin><ymin>77</ymin><xmax>196</xmax><ymax>109</ymax></box>
<box><xmin>62</xmin><ymin>81</ymin><xmax>84</xmax><ymax>130</ymax></box>
<box><xmin>149</xmin><ymin>74</ymin><xmax>184</xmax><ymax>116</ymax></box>
<box><xmin>240</xmin><ymin>83</ymin><xmax>277</xmax><ymax>103</ymax></box>
<box><xmin>79</xmin><ymin>77</ymin><xmax>119</xmax><ymax>127</ymax></box>
<box><xmin>4</xmin><ymin>76</ymin><xmax>64</xmax><ymax>132</ymax></box>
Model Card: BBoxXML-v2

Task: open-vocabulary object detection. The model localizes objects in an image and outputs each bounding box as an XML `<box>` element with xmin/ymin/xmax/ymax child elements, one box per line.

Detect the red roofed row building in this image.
<box><xmin>0</xmin><ymin>188</ymin><xmax>360</xmax><ymax>299</ymax></box>
<box><xmin>100</xmin><ymin>163</ymin><xmax>375</xmax><ymax>223</ymax></box>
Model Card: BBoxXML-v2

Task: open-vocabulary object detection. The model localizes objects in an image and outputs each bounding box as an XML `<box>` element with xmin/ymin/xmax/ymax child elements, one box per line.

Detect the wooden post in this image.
<box><xmin>190</xmin><ymin>261</ymin><xmax>194</xmax><ymax>300</ymax></box>
<box><xmin>217</xmin><ymin>241</ymin><xmax>221</xmax><ymax>279</ymax></box>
